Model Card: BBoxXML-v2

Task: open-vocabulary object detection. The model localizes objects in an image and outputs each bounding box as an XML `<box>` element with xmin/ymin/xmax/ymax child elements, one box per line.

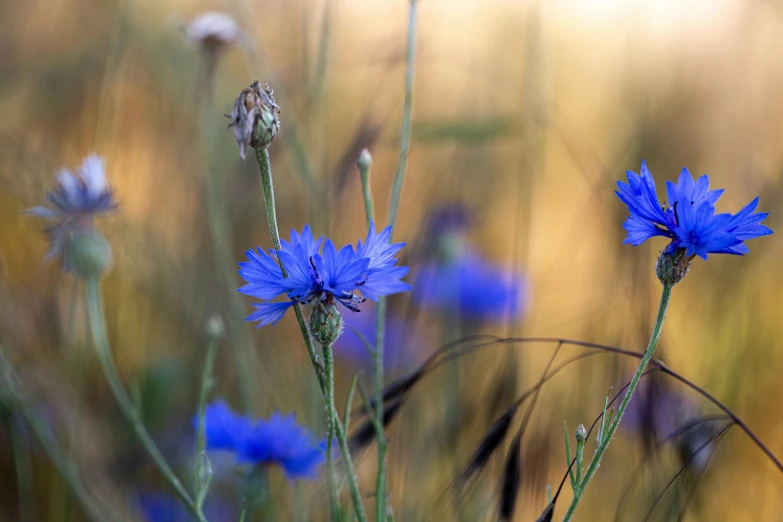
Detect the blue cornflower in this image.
<box><xmin>617</xmin><ymin>161</ymin><xmax>772</xmax><ymax>259</ymax></box>
<box><xmin>238</xmin><ymin>221</ymin><xmax>411</xmax><ymax>327</ymax></box>
<box><xmin>413</xmin><ymin>248</ymin><xmax>527</xmax><ymax>322</ymax></box>
<box><xmin>26</xmin><ymin>154</ymin><xmax>118</xmax><ymax>261</ymax></box>
<box><xmin>198</xmin><ymin>401</ymin><xmax>324</xmax><ymax>480</ymax></box>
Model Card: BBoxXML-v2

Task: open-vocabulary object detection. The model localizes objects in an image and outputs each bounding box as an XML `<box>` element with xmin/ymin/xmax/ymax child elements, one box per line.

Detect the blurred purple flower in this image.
<box><xmin>138</xmin><ymin>491</ymin><xmax>236</xmax><ymax>522</ymax></box>
<box><xmin>624</xmin><ymin>380</ymin><xmax>721</xmax><ymax>471</ymax></box>
<box><xmin>334</xmin><ymin>303</ymin><xmax>424</xmax><ymax>372</ymax></box>
<box><xmin>413</xmin><ymin>249</ymin><xmax>527</xmax><ymax>322</ymax></box>
<box><xmin>197</xmin><ymin>401</ymin><xmax>324</xmax><ymax>480</ymax></box>
<box><xmin>26</xmin><ymin>154</ymin><xmax>117</xmax><ymax>262</ymax></box>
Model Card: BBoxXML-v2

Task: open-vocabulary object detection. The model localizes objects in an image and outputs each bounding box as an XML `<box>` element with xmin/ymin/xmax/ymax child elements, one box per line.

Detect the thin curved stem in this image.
<box><xmin>84</xmin><ymin>278</ymin><xmax>204</xmax><ymax>521</ymax></box>
<box><xmin>563</xmin><ymin>283</ymin><xmax>673</xmax><ymax>521</ymax></box>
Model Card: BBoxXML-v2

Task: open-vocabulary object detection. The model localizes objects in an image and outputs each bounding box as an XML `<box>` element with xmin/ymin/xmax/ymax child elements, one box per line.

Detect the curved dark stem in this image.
<box><xmin>613</xmin><ymin>415</ymin><xmax>731</xmax><ymax>522</ymax></box>
<box><xmin>676</xmin><ymin>425</ymin><xmax>729</xmax><ymax>522</ymax></box>
<box><xmin>641</xmin><ymin>422</ymin><xmax>734</xmax><ymax>522</ymax></box>
<box><xmin>363</xmin><ymin>335</ymin><xmax>783</xmax><ymax>476</ymax></box>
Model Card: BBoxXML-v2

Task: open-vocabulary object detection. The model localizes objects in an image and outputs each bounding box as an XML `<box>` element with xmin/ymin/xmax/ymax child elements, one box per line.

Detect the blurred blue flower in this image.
<box><xmin>413</xmin><ymin>249</ymin><xmax>527</xmax><ymax>322</ymax></box>
<box><xmin>617</xmin><ymin>161</ymin><xmax>772</xmax><ymax>259</ymax></box>
<box><xmin>239</xmin><ymin>221</ymin><xmax>411</xmax><ymax>327</ymax></box>
<box><xmin>26</xmin><ymin>154</ymin><xmax>118</xmax><ymax>261</ymax></box>
<box><xmin>138</xmin><ymin>491</ymin><xmax>236</xmax><ymax>522</ymax></box>
<box><xmin>198</xmin><ymin>401</ymin><xmax>324</xmax><ymax>480</ymax></box>
<box><xmin>335</xmin><ymin>303</ymin><xmax>423</xmax><ymax>372</ymax></box>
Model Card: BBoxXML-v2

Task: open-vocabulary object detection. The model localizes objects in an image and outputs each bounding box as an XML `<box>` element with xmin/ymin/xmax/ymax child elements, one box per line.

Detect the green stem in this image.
<box><xmin>84</xmin><ymin>278</ymin><xmax>204</xmax><ymax>521</ymax></box>
<box><xmin>387</xmin><ymin>0</ymin><xmax>419</xmax><ymax>230</ymax></box>
<box><xmin>253</xmin><ymin>146</ymin><xmax>366</xmax><ymax>522</ymax></box>
<box><xmin>20</xmin><ymin>405</ymin><xmax>108</xmax><ymax>522</ymax></box>
<box><xmin>323</xmin><ymin>343</ymin><xmax>341</xmax><ymax>521</ymax></box>
<box><xmin>376</xmin><ymin>3</ymin><xmax>419</xmax><ymax>518</ymax></box>
<box><xmin>199</xmin><ymin>50</ymin><xmax>257</xmax><ymax>410</ymax></box>
<box><xmin>195</xmin><ymin>335</ymin><xmax>220</xmax><ymax>515</ymax></box>
<box><xmin>10</xmin><ymin>415</ymin><xmax>34</xmax><ymax>522</ymax></box>
<box><xmin>562</xmin><ymin>283</ymin><xmax>673</xmax><ymax>521</ymax></box>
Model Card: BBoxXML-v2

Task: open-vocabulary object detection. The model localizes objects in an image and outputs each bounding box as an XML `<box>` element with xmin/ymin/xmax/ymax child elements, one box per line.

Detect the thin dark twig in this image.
<box><xmin>676</xmin><ymin>425</ymin><xmax>731</xmax><ymax>522</ymax></box>
<box><xmin>364</xmin><ymin>335</ymin><xmax>783</xmax><ymax>475</ymax></box>
<box><xmin>641</xmin><ymin>422</ymin><xmax>734</xmax><ymax>522</ymax></box>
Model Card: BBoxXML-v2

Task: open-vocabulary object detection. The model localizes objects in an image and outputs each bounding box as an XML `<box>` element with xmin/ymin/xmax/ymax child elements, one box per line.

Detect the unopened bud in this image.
<box><xmin>204</xmin><ymin>315</ymin><xmax>225</xmax><ymax>339</ymax></box>
<box><xmin>308</xmin><ymin>300</ymin><xmax>344</xmax><ymax>346</ymax></box>
<box><xmin>357</xmin><ymin>148</ymin><xmax>372</xmax><ymax>171</ymax></box>
<box><xmin>575</xmin><ymin>424</ymin><xmax>587</xmax><ymax>444</ymax></box>
<box><xmin>65</xmin><ymin>229</ymin><xmax>112</xmax><ymax>280</ymax></box>
<box><xmin>227</xmin><ymin>81</ymin><xmax>280</xmax><ymax>160</ymax></box>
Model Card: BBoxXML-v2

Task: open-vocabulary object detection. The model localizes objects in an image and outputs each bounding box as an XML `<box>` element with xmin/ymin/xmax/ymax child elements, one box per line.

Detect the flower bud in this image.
<box><xmin>357</xmin><ymin>148</ymin><xmax>372</xmax><ymax>171</ymax></box>
<box><xmin>575</xmin><ymin>424</ymin><xmax>587</xmax><ymax>445</ymax></box>
<box><xmin>655</xmin><ymin>246</ymin><xmax>692</xmax><ymax>287</ymax></box>
<box><xmin>308</xmin><ymin>301</ymin><xmax>344</xmax><ymax>346</ymax></box>
<box><xmin>65</xmin><ymin>229</ymin><xmax>112</xmax><ymax>280</ymax></box>
<box><xmin>227</xmin><ymin>81</ymin><xmax>280</xmax><ymax>160</ymax></box>
<box><xmin>204</xmin><ymin>315</ymin><xmax>225</xmax><ymax>339</ymax></box>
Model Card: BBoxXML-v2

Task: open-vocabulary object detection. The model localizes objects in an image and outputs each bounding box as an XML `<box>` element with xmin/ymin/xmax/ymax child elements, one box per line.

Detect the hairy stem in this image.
<box><xmin>84</xmin><ymin>278</ymin><xmax>203</xmax><ymax>521</ymax></box>
<box><xmin>562</xmin><ymin>283</ymin><xmax>673</xmax><ymax>521</ymax></box>
<box><xmin>253</xmin><ymin>146</ymin><xmax>367</xmax><ymax>522</ymax></box>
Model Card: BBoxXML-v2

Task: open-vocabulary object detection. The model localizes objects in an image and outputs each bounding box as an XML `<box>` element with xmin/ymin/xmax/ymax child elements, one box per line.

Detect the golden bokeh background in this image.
<box><xmin>1</xmin><ymin>0</ymin><xmax>782</xmax><ymax>520</ymax></box>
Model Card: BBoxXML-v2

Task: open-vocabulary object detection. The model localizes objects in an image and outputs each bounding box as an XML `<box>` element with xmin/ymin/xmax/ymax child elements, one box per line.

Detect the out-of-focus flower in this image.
<box><xmin>335</xmin><ymin>303</ymin><xmax>423</xmax><ymax>372</ymax></box>
<box><xmin>238</xmin><ymin>221</ymin><xmax>411</xmax><ymax>328</ymax></box>
<box><xmin>623</xmin><ymin>380</ymin><xmax>722</xmax><ymax>472</ymax></box>
<box><xmin>138</xmin><ymin>491</ymin><xmax>236</xmax><ymax>522</ymax></box>
<box><xmin>617</xmin><ymin>161</ymin><xmax>772</xmax><ymax>259</ymax></box>
<box><xmin>414</xmin><ymin>250</ymin><xmax>526</xmax><ymax>322</ymax></box>
<box><xmin>26</xmin><ymin>154</ymin><xmax>117</xmax><ymax>265</ymax></box>
<box><xmin>184</xmin><ymin>11</ymin><xmax>243</xmax><ymax>51</ymax></box>
<box><xmin>412</xmin><ymin>205</ymin><xmax>526</xmax><ymax>322</ymax></box>
<box><xmin>227</xmin><ymin>81</ymin><xmax>281</xmax><ymax>160</ymax></box>
<box><xmin>198</xmin><ymin>401</ymin><xmax>324</xmax><ymax>480</ymax></box>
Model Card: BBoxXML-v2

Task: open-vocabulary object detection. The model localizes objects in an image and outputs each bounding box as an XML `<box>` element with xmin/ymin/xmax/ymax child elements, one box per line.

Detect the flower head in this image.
<box><xmin>227</xmin><ymin>81</ymin><xmax>280</xmax><ymax>160</ymax></box>
<box><xmin>238</xmin><ymin>221</ymin><xmax>410</xmax><ymax>328</ymax></box>
<box><xmin>198</xmin><ymin>401</ymin><xmax>324</xmax><ymax>480</ymax></box>
<box><xmin>413</xmin><ymin>249</ymin><xmax>527</xmax><ymax>323</ymax></box>
<box><xmin>184</xmin><ymin>11</ymin><xmax>242</xmax><ymax>50</ymax></box>
<box><xmin>26</xmin><ymin>154</ymin><xmax>118</xmax><ymax>264</ymax></box>
<box><xmin>617</xmin><ymin>161</ymin><xmax>772</xmax><ymax>260</ymax></box>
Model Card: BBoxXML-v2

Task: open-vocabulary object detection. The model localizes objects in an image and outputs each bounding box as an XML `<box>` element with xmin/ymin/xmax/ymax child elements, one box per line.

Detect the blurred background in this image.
<box><xmin>1</xmin><ymin>0</ymin><xmax>782</xmax><ymax>520</ymax></box>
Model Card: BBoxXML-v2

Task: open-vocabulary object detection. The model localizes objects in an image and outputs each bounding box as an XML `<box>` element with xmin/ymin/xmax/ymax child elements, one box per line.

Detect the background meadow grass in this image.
<box><xmin>1</xmin><ymin>0</ymin><xmax>783</xmax><ymax>520</ymax></box>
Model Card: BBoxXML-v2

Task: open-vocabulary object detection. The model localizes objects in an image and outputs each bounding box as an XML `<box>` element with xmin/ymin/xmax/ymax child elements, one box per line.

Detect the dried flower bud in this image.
<box><xmin>308</xmin><ymin>300</ymin><xmax>344</xmax><ymax>346</ymax></box>
<box><xmin>655</xmin><ymin>246</ymin><xmax>692</xmax><ymax>287</ymax></box>
<box><xmin>227</xmin><ymin>81</ymin><xmax>281</xmax><ymax>160</ymax></box>
<box><xmin>65</xmin><ymin>229</ymin><xmax>112</xmax><ymax>280</ymax></box>
<box><xmin>357</xmin><ymin>148</ymin><xmax>373</xmax><ymax>171</ymax></box>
